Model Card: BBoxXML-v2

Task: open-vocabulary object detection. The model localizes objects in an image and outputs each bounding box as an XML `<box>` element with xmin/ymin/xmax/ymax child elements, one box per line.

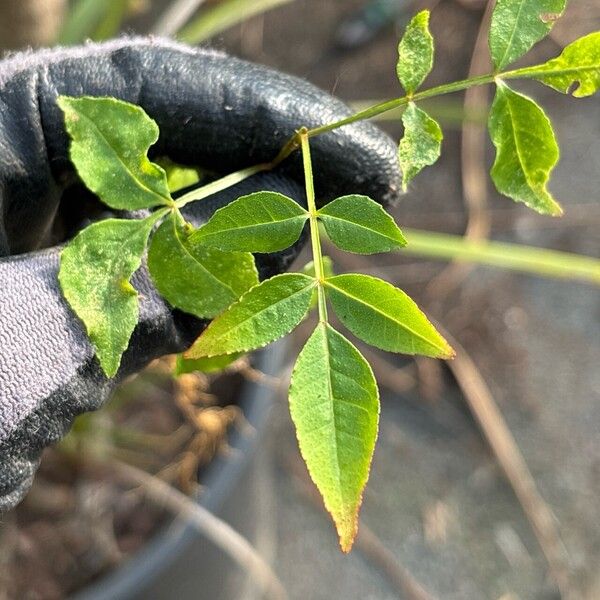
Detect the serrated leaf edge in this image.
<box><xmin>58</xmin><ymin>96</ymin><xmax>172</xmax><ymax>209</ymax></box>
<box><xmin>324</xmin><ymin>275</ymin><xmax>454</xmax><ymax>358</ymax></box>
<box><xmin>185</xmin><ymin>273</ymin><xmax>317</xmax><ymax>359</ymax></box>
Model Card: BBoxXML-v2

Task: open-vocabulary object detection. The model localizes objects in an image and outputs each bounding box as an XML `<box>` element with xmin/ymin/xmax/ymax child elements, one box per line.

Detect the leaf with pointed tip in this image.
<box><xmin>59</xmin><ymin>212</ymin><xmax>164</xmax><ymax>377</ymax></box>
<box><xmin>324</xmin><ymin>274</ymin><xmax>454</xmax><ymax>358</ymax></box>
<box><xmin>57</xmin><ymin>96</ymin><xmax>172</xmax><ymax>210</ymax></box>
<box><xmin>318</xmin><ymin>195</ymin><xmax>406</xmax><ymax>254</ymax></box>
<box><xmin>397</xmin><ymin>10</ymin><xmax>434</xmax><ymax>93</ymax></box>
<box><xmin>525</xmin><ymin>32</ymin><xmax>600</xmax><ymax>98</ymax></box>
<box><xmin>489</xmin><ymin>0</ymin><xmax>566</xmax><ymax>70</ymax></box>
<box><xmin>148</xmin><ymin>212</ymin><xmax>258</xmax><ymax>319</ymax></box>
<box><xmin>190</xmin><ymin>191</ymin><xmax>308</xmax><ymax>253</ymax></box>
<box><xmin>175</xmin><ymin>352</ymin><xmax>242</xmax><ymax>375</ymax></box>
<box><xmin>289</xmin><ymin>322</ymin><xmax>379</xmax><ymax>553</ymax></box>
<box><xmin>186</xmin><ymin>273</ymin><xmax>316</xmax><ymax>359</ymax></box>
<box><xmin>398</xmin><ymin>103</ymin><xmax>443</xmax><ymax>191</ymax></box>
<box><xmin>488</xmin><ymin>82</ymin><xmax>562</xmax><ymax>216</ymax></box>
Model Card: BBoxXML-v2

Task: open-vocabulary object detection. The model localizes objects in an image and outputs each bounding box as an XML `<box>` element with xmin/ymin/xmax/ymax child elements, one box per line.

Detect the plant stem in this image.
<box><xmin>299</xmin><ymin>129</ymin><xmax>328</xmax><ymax>322</ymax></box>
<box><xmin>304</xmin><ymin>62</ymin><xmax>584</xmax><ymax>138</ymax></box>
<box><xmin>173</xmin><ymin>60</ymin><xmax>585</xmax><ymax>210</ymax></box>
<box><xmin>174</xmin><ymin>162</ymin><xmax>272</xmax><ymax>209</ymax></box>
<box><xmin>307</xmin><ymin>73</ymin><xmax>496</xmax><ymax>137</ymax></box>
<box><xmin>402</xmin><ymin>228</ymin><xmax>600</xmax><ymax>285</ymax></box>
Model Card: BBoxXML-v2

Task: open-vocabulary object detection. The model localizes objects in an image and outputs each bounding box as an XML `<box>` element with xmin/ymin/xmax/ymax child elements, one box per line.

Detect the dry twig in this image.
<box><xmin>113</xmin><ymin>461</ymin><xmax>288</xmax><ymax>600</ymax></box>
<box><xmin>424</xmin><ymin>0</ymin><xmax>493</xmax><ymax>302</ymax></box>
<box><xmin>439</xmin><ymin>326</ymin><xmax>571</xmax><ymax>597</ymax></box>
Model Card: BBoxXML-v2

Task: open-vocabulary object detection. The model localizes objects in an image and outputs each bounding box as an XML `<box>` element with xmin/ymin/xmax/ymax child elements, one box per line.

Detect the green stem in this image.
<box><xmin>305</xmin><ymin>62</ymin><xmax>582</xmax><ymax>138</ymax></box>
<box><xmin>299</xmin><ymin>129</ymin><xmax>328</xmax><ymax>322</ymax></box>
<box><xmin>307</xmin><ymin>73</ymin><xmax>496</xmax><ymax>137</ymax></box>
<box><xmin>402</xmin><ymin>228</ymin><xmax>600</xmax><ymax>285</ymax></box>
<box><xmin>174</xmin><ymin>162</ymin><xmax>272</xmax><ymax>209</ymax></box>
<box><xmin>172</xmin><ymin>60</ymin><xmax>583</xmax><ymax>209</ymax></box>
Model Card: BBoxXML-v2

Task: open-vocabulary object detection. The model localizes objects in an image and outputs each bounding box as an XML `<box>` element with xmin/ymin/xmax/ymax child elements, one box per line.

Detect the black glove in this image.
<box><xmin>0</xmin><ymin>37</ymin><xmax>401</xmax><ymax>512</ymax></box>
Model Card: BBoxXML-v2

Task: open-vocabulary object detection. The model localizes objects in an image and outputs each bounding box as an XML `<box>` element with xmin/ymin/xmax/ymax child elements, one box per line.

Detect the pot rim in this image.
<box><xmin>71</xmin><ymin>342</ymin><xmax>283</xmax><ymax>600</ymax></box>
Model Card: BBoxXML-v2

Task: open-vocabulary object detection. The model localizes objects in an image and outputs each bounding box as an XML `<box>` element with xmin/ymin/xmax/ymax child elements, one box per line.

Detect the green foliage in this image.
<box><xmin>191</xmin><ymin>191</ymin><xmax>308</xmax><ymax>253</ymax></box>
<box><xmin>302</xmin><ymin>256</ymin><xmax>335</xmax><ymax>279</ymax></box>
<box><xmin>397</xmin><ymin>10</ymin><xmax>434</xmax><ymax>94</ymax></box>
<box><xmin>56</xmin><ymin>3</ymin><xmax>600</xmax><ymax>553</ymax></box>
<box><xmin>186</xmin><ymin>274</ymin><xmax>316</xmax><ymax>359</ymax></box>
<box><xmin>57</xmin><ymin>96</ymin><xmax>172</xmax><ymax>210</ymax></box>
<box><xmin>159</xmin><ymin>159</ymin><xmax>201</xmax><ymax>192</ymax></box>
<box><xmin>175</xmin><ymin>353</ymin><xmax>242</xmax><ymax>375</ymax></box>
<box><xmin>318</xmin><ymin>195</ymin><xmax>406</xmax><ymax>254</ymax></box>
<box><xmin>289</xmin><ymin>323</ymin><xmax>379</xmax><ymax>553</ymax></box>
<box><xmin>324</xmin><ymin>274</ymin><xmax>454</xmax><ymax>358</ymax></box>
<box><xmin>524</xmin><ymin>32</ymin><xmax>600</xmax><ymax>97</ymax></box>
<box><xmin>489</xmin><ymin>0</ymin><xmax>566</xmax><ymax>70</ymax></box>
<box><xmin>488</xmin><ymin>82</ymin><xmax>561</xmax><ymax>216</ymax></box>
<box><xmin>148</xmin><ymin>212</ymin><xmax>258</xmax><ymax>319</ymax></box>
<box><xmin>59</xmin><ymin>212</ymin><xmax>164</xmax><ymax>377</ymax></box>
<box><xmin>398</xmin><ymin>102</ymin><xmax>443</xmax><ymax>190</ymax></box>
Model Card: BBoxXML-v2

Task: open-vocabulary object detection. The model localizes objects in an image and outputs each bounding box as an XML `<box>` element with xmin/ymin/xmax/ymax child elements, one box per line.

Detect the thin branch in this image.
<box><xmin>425</xmin><ymin>0</ymin><xmax>494</xmax><ymax>302</ymax></box>
<box><xmin>438</xmin><ymin>327</ymin><xmax>571</xmax><ymax>598</ymax></box>
<box><xmin>112</xmin><ymin>461</ymin><xmax>288</xmax><ymax>600</ymax></box>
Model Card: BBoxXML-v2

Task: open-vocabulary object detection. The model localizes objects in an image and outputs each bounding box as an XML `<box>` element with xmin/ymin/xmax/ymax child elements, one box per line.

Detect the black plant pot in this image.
<box><xmin>72</xmin><ymin>343</ymin><xmax>283</xmax><ymax>600</ymax></box>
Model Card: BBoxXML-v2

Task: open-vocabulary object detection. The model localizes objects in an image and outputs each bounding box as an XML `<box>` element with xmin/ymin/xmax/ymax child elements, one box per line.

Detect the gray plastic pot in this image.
<box><xmin>71</xmin><ymin>343</ymin><xmax>283</xmax><ymax>600</ymax></box>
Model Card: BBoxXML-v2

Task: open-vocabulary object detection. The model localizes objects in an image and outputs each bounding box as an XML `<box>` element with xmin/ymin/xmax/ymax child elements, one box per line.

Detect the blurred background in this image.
<box><xmin>0</xmin><ymin>1</ymin><xmax>599</xmax><ymax>599</ymax></box>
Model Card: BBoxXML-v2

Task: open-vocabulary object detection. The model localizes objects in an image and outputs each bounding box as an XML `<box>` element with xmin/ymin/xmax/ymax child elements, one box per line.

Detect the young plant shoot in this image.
<box><xmin>58</xmin><ymin>0</ymin><xmax>600</xmax><ymax>551</ymax></box>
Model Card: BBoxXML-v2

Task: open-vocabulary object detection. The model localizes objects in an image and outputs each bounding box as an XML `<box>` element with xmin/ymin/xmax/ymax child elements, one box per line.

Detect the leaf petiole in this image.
<box><xmin>304</xmin><ymin>60</ymin><xmax>597</xmax><ymax>138</ymax></box>
<box><xmin>299</xmin><ymin>128</ymin><xmax>328</xmax><ymax>323</ymax></box>
<box><xmin>174</xmin><ymin>162</ymin><xmax>273</xmax><ymax>209</ymax></box>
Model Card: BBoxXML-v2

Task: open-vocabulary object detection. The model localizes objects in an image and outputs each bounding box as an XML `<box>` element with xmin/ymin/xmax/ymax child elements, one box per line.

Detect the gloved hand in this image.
<box><xmin>0</xmin><ymin>38</ymin><xmax>401</xmax><ymax>512</ymax></box>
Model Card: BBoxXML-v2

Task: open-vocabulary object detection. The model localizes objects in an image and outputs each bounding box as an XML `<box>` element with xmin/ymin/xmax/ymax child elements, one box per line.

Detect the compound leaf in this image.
<box><xmin>148</xmin><ymin>212</ymin><xmax>258</xmax><ymax>319</ymax></box>
<box><xmin>489</xmin><ymin>0</ymin><xmax>566</xmax><ymax>70</ymax></box>
<box><xmin>289</xmin><ymin>322</ymin><xmax>379</xmax><ymax>553</ymax></box>
<box><xmin>190</xmin><ymin>191</ymin><xmax>308</xmax><ymax>253</ymax></box>
<box><xmin>186</xmin><ymin>273</ymin><xmax>316</xmax><ymax>359</ymax></box>
<box><xmin>175</xmin><ymin>352</ymin><xmax>242</xmax><ymax>375</ymax></box>
<box><xmin>59</xmin><ymin>212</ymin><xmax>164</xmax><ymax>377</ymax></box>
<box><xmin>525</xmin><ymin>32</ymin><xmax>600</xmax><ymax>98</ymax></box>
<box><xmin>318</xmin><ymin>195</ymin><xmax>406</xmax><ymax>254</ymax></box>
<box><xmin>324</xmin><ymin>274</ymin><xmax>454</xmax><ymax>358</ymax></box>
<box><xmin>57</xmin><ymin>96</ymin><xmax>172</xmax><ymax>210</ymax></box>
<box><xmin>398</xmin><ymin>103</ymin><xmax>443</xmax><ymax>191</ymax></box>
<box><xmin>397</xmin><ymin>10</ymin><xmax>434</xmax><ymax>93</ymax></box>
<box><xmin>488</xmin><ymin>82</ymin><xmax>562</xmax><ymax>216</ymax></box>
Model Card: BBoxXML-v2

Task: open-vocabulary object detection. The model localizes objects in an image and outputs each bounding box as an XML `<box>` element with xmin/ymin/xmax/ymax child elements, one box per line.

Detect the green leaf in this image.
<box><xmin>186</xmin><ymin>273</ymin><xmax>316</xmax><ymax>359</ymax></box>
<box><xmin>317</xmin><ymin>195</ymin><xmax>406</xmax><ymax>254</ymax></box>
<box><xmin>289</xmin><ymin>322</ymin><xmax>379</xmax><ymax>553</ymax></box>
<box><xmin>302</xmin><ymin>256</ymin><xmax>335</xmax><ymax>279</ymax></box>
<box><xmin>524</xmin><ymin>32</ymin><xmax>600</xmax><ymax>98</ymax></box>
<box><xmin>175</xmin><ymin>352</ymin><xmax>242</xmax><ymax>375</ymax></box>
<box><xmin>398</xmin><ymin>103</ymin><xmax>443</xmax><ymax>191</ymax></box>
<box><xmin>397</xmin><ymin>10</ymin><xmax>434</xmax><ymax>93</ymax></box>
<box><xmin>58</xmin><ymin>212</ymin><xmax>164</xmax><ymax>377</ymax></box>
<box><xmin>488</xmin><ymin>82</ymin><xmax>562</xmax><ymax>216</ymax></box>
<box><xmin>148</xmin><ymin>212</ymin><xmax>258</xmax><ymax>319</ymax></box>
<box><xmin>324</xmin><ymin>274</ymin><xmax>454</xmax><ymax>358</ymax></box>
<box><xmin>489</xmin><ymin>0</ymin><xmax>566</xmax><ymax>70</ymax></box>
<box><xmin>190</xmin><ymin>191</ymin><xmax>308</xmax><ymax>253</ymax></box>
<box><xmin>157</xmin><ymin>158</ymin><xmax>201</xmax><ymax>193</ymax></box>
<box><xmin>57</xmin><ymin>96</ymin><xmax>172</xmax><ymax>210</ymax></box>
